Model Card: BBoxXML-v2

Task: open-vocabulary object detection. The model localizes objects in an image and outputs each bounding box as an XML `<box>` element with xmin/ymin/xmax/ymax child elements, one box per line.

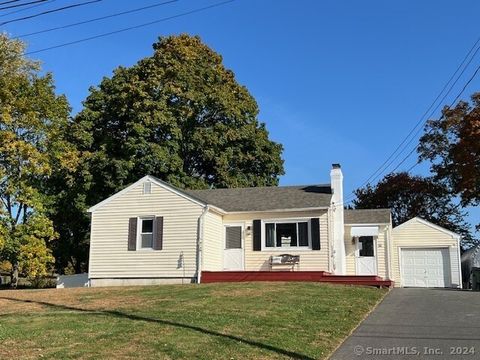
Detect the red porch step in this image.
<box><xmin>201</xmin><ymin>271</ymin><xmax>394</xmax><ymax>287</ymax></box>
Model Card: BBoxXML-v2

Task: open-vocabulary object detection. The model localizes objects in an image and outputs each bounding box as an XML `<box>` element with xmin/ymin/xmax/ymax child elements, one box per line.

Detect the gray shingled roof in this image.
<box><xmin>184</xmin><ymin>185</ymin><xmax>332</xmax><ymax>212</ymax></box>
<box><xmin>344</xmin><ymin>209</ymin><xmax>391</xmax><ymax>224</ymax></box>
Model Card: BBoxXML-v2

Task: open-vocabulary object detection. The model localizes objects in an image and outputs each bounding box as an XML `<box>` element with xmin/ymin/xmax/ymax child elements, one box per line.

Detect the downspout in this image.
<box><xmin>385</xmin><ymin>224</ymin><xmax>392</xmax><ymax>280</ymax></box>
<box><xmin>456</xmin><ymin>235</ymin><xmax>463</xmax><ymax>289</ymax></box>
<box><xmin>327</xmin><ymin>207</ymin><xmax>334</xmax><ymax>273</ymax></box>
<box><xmin>196</xmin><ymin>205</ymin><xmax>209</xmax><ymax>284</ymax></box>
<box><xmin>87</xmin><ymin>212</ymin><xmax>93</xmax><ymax>287</ymax></box>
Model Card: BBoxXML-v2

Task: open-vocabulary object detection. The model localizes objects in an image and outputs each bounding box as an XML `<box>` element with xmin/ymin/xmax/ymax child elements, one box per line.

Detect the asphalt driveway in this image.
<box><xmin>330</xmin><ymin>288</ymin><xmax>480</xmax><ymax>360</ymax></box>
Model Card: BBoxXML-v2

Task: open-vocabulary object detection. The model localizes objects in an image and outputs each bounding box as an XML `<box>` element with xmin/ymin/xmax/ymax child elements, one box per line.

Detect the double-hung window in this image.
<box><xmin>264</xmin><ymin>220</ymin><xmax>310</xmax><ymax>249</ymax></box>
<box><xmin>139</xmin><ymin>217</ymin><xmax>154</xmax><ymax>249</ymax></box>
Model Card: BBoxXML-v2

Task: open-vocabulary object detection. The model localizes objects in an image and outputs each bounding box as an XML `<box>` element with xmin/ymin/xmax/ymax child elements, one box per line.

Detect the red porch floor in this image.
<box><xmin>201</xmin><ymin>271</ymin><xmax>394</xmax><ymax>287</ymax></box>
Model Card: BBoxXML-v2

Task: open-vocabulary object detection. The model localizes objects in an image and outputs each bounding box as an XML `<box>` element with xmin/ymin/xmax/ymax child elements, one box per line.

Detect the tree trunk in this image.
<box><xmin>10</xmin><ymin>262</ymin><xmax>19</xmax><ymax>289</ymax></box>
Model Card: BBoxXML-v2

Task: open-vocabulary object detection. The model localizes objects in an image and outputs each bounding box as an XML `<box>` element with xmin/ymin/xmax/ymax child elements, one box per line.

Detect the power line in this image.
<box><xmin>0</xmin><ymin>0</ymin><xmax>54</xmax><ymax>18</ymax></box>
<box><xmin>0</xmin><ymin>0</ymin><xmax>46</xmax><ymax>11</ymax></box>
<box><xmin>343</xmin><ymin>37</ymin><xmax>480</xmax><ymax>205</ymax></box>
<box><xmin>1</xmin><ymin>0</ymin><xmax>101</xmax><ymax>25</ymax></box>
<box><xmin>344</xmin><ymin>60</ymin><xmax>480</xmax><ymax>208</ymax></box>
<box><xmin>25</xmin><ymin>0</ymin><xmax>235</xmax><ymax>55</ymax></box>
<box><xmin>350</xmin><ymin>37</ymin><xmax>480</xmax><ymax>195</ymax></box>
<box><xmin>0</xmin><ymin>0</ymin><xmax>20</xmax><ymax>6</ymax></box>
<box><xmin>18</xmin><ymin>0</ymin><xmax>178</xmax><ymax>38</ymax></box>
<box><xmin>390</xmin><ymin>62</ymin><xmax>480</xmax><ymax>174</ymax></box>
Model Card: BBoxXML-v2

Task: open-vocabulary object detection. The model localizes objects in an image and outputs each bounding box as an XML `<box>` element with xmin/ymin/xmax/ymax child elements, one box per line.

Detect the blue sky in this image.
<box><xmin>3</xmin><ymin>0</ymin><xmax>479</xmax><ymax>232</ymax></box>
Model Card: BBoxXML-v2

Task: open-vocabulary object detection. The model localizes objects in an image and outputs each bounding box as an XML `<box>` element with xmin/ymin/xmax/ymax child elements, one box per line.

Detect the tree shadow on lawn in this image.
<box><xmin>0</xmin><ymin>296</ymin><xmax>315</xmax><ymax>360</ymax></box>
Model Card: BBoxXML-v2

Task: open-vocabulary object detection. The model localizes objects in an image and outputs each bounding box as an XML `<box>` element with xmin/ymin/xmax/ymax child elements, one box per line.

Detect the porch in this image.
<box><xmin>201</xmin><ymin>271</ymin><xmax>394</xmax><ymax>288</ymax></box>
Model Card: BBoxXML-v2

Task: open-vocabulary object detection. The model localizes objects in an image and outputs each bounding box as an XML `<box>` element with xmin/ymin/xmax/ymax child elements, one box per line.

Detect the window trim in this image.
<box><xmin>355</xmin><ymin>236</ymin><xmax>376</xmax><ymax>258</ymax></box>
<box><xmin>261</xmin><ymin>218</ymin><xmax>312</xmax><ymax>251</ymax></box>
<box><xmin>224</xmin><ymin>223</ymin><xmax>244</xmax><ymax>250</ymax></box>
<box><xmin>137</xmin><ymin>216</ymin><xmax>155</xmax><ymax>250</ymax></box>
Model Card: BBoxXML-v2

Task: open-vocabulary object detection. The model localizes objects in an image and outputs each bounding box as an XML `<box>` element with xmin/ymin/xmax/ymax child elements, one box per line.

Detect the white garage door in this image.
<box><xmin>401</xmin><ymin>248</ymin><xmax>451</xmax><ymax>287</ymax></box>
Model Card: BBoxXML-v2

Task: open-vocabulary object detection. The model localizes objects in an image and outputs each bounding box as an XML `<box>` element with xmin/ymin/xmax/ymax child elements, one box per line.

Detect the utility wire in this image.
<box><xmin>350</xmin><ymin>37</ymin><xmax>480</xmax><ymax>195</ymax></box>
<box><xmin>26</xmin><ymin>0</ymin><xmax>235</xmax><ymax>55</ymax></box>
<box><xmin>18</xmin><ymin>0</ymin><xmax>178</xmax><ymax>38</ymax></box>
<box><xmin>389</xmin><ymin>62</ymin><xmax>480</xmax><ymax>175</ymax></box>
<box><xmin>344</xmin><ymin>60</ymin><xmax>480</xmax><ymax>208</ymax></box>
<box><xmin>0</xmin><ymin>0</ymin><xmax>54</xmax><ymax>18</ymax></box>
<box><xmin>0</xmin><ymin>0</ymin><xmax>20</xmax><ymax>6</ymax></box>
<box><xmin>0</xmin><ymin>0</ymin><xmax>46</xmax><ymax>11</ymax></box>
<box><xmin>343</xmin><ymin>37</ymin><xmax>480</xmax><ymax>205</ymax></box>
<box><xmin>1</xmin><ymin>0</ymin><xmax>101</xmax><ymax>25</ymax></box>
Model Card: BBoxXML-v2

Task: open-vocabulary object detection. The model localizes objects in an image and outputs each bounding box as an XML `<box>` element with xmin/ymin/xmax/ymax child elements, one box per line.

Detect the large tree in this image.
<box><xmin>50</xmin><ymin>34</ymin><xmax>284</xmax><ymax>273</ymax></box>
<box><xmin>0</xmin><ymin>34</ymin><xmax>78</xmax><ymax>286</ymax></box>
<box><xmin>353</xmin><ymin>172</ymin><xmax>476</xmax><ymax>248</ymax></box>
<box><xmin>418</xmin><ymin>93</ymin><xmax>480</xmax><ymax>208</ymax></box>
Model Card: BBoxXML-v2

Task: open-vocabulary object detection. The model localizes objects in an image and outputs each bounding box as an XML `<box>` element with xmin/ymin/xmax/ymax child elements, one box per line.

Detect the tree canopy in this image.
<box><xmin>418</xmin><ymin>93</ymin><xmax>480</xmax><ymax>208</ymax></box>
<box><xmin>49</xmin><ymin>34</ymin><xmax>284</xmax><ymax>273</ymax></box>
<box><xmin>0</xmin><ymin>34</ymin><xmax>78</xmax><ymax>285</ymax></box>
<box><xmin>353</xmin><ymin>172</ymin><xmax>476</xmax><ymax>248</ymax></box>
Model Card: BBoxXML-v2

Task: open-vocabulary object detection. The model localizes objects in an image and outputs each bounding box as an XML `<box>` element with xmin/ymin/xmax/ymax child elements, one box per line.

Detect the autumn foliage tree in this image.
<box><xmin>0</xmin><ymin>34</ymin><xmax>78</xmax><ymax>286</ymax></box>
<box><xmin>418</xmin><ymin>93</ymin><xmax>480</xmax><ymax>208</ymax></box>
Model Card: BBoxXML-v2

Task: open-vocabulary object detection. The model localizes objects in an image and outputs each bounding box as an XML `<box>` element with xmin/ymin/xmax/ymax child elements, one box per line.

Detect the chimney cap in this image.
<box><xmin>332</xmin><ymin>163</ymin><xmax>341</xmax><ymax>169</ymax></box>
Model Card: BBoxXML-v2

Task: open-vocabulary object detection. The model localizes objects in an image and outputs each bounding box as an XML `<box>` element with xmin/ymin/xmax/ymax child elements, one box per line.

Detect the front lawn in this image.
<box><xmin>0</xmin><ymin>282</ymin><xmax>387</xmax><ymax>359</ymax></box>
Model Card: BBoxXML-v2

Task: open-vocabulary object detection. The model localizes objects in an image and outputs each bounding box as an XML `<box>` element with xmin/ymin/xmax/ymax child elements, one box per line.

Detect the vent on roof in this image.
<box><xmin>143</xmin><ymin>182</ymin><xmax>152</xmax><ymax>195</ymax></box>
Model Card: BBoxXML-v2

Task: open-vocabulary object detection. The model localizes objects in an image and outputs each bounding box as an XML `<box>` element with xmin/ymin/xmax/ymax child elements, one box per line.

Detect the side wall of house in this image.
<box><xmin>344</xmin><ymin>224</ymin><xmax>390</xmax><ymax>279</ymax></box>
<box><xmin>392</xmin><ymin>219</ymin><xmax>461</xmax><ymax>287</ymax></box>
<box><xmin>202</xmin><ymin>210</ymin><xmax>224</xmax><ymax>271</ymax></box>
<box><xmin>89</xmin><ymin>181</ymin><xmax>203</xmax><ymax>286</ymax></box>
<box><xmin>222</xmin><ymin>210</ymin><xmax>330</xmax><ymax>271</ymax></box>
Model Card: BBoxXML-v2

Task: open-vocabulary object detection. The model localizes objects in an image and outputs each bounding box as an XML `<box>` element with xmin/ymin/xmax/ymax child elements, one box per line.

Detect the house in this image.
<box><xmin>87</xmin><ymin>164</ymin><xmax>462</xmax><ymax>288</ymax></box>
<box><xmin>461</xmin><ymin>244</ymin><xmax>480</xmax><ymax>289</ymax></box>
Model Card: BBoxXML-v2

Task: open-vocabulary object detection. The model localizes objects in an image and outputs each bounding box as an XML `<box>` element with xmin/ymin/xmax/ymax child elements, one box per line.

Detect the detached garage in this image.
<box><xmin>392</xmin><ymin>217</ymin><xmax>462</xmax><ymax>288</ymax></box>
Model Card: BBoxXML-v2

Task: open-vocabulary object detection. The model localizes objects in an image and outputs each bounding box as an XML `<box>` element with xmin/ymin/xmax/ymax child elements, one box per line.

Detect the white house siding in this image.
<box><xmin>222</xmin><ymin>210</ymin><xmax>330</xmax><ymax>271</ymax></box>
<box><xmin>392</xmin><ymin>218</ymin><xmax>461</xmax><ymax>288</ymax></box>
<box><xmin>344</xmin><ymin>225</ymin><xmax>389</xmax><ymax>279</ymax></box>
<box><xmin>89</xmin><ymin>181</ymin><xmax>204</xmax><ymax>286</ymax></box>
<box><xmin>202</xmin><ymin>210</ymin><xmax>224</xmax><ymax>271</ymax></box>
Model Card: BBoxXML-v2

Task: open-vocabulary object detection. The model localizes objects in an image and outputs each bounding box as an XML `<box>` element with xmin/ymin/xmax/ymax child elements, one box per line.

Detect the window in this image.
<box><xmin>358</xmin><ymin>236</ymin><xmax>374</xmax><ymax>257</ymax></box>
<box><xmin>140</xmin><ymin>218</ymin><xmax>154</xmax><ymax>249</ymax></box>
<box><xmin>265</xmin><ymin>221</ymin><xmax>309</xmax><ymax>249</ymax></box>
<box><xmin>225</xmin><ymin>226</ymin><xmax>242</xmax><ymax>249</ymax></box>
<box><xmin>143</xmin><ymin>182</ymin><xmax>152</xmax><ymax>194</ymax></box>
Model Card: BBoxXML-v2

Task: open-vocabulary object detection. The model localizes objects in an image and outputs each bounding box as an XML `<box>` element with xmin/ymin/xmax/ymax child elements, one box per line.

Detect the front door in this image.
<box><xmin>223</xmin><ymin>225</ymin><xmax>244</xmax><ymax>270</ymax></box>
<box><xmin>355</xmin><ymin>236</ymin><xmax>377</xmax><ymax>275</ymax></box>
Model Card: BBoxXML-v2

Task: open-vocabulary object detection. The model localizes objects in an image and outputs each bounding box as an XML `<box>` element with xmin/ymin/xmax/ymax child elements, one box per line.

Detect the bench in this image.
<box><xmin>269</xmin><ymin>254</ymin><xmax>300</xmax><ymax>271</ymax></box>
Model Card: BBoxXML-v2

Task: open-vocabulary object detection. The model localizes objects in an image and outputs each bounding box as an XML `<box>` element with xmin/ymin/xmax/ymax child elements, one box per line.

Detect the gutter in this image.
<box><xmin>196</xmin><ymin>205</ymin><xmax>209</xmax><ymax>284</ymax></box>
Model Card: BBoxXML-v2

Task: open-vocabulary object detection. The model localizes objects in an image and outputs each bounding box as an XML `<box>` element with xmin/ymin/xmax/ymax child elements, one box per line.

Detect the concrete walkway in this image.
<box><xmin>330</xmin><ymin>288</ymin><xmax>480</xmax><ymax>360</ymax></box>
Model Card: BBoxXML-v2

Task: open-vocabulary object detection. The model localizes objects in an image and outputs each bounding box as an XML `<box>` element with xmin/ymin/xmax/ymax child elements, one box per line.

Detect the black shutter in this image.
<box><xmin>311</xmin><ymin>218</ymin><xmax>320</xmax><ymax>250</ymax></box>
<box><xmin>154</xmin><ymin>216</ymin><xmax>164</xmax><ymax>250</ymax></box>
<box><xmin>253</xmin><ymin>219</ymin><xmax>261</xmax><ymax>251</ymax></box>
<box><xmin>128</xmin><ymin>217</ymin><xmax>137</xmax><ymax>251</ymax></box>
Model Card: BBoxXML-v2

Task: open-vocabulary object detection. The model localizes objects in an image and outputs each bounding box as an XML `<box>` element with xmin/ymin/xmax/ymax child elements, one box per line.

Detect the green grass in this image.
<box><xmin>0</xmin><ymin>282</ymin><xmax>387</xmax><ymax>359</ymax></box>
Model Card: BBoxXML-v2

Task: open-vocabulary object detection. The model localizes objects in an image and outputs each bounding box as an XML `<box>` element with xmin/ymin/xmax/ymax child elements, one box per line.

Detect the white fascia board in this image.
<box><xmin>87</xmin><ymin>176</ymin><xmax>150</xmax><ymax>213</ymax></box>
<box><xmin>224</xmin><ymin>207</ymin><xmax>330</xmax><ymax>215</ymax></box>
<box><xmin>393</xmin><ymin>217</ymin><xmax>461</xmax><ymax>239</ymax></box>
<box><xmin>87</xmin><ymin>175</ymin><xmax>211</xmax><ymax>213</ymax></box>
<box><xmin>345</xmin><ymin>222</ymin><xmax>390</xmax><ymax>226</ymax></box>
